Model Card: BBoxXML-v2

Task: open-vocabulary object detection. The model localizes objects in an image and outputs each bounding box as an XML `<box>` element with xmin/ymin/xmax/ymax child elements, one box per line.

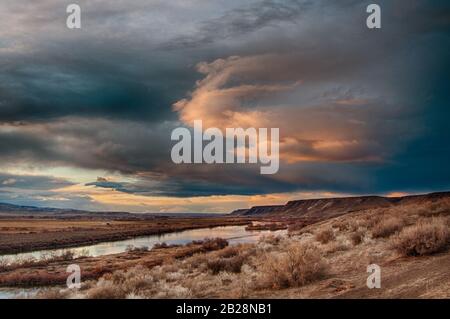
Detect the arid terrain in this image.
<box><xmin>0</xmin><ymin>192</ymin><xmax>449</xmax><ymax>299</ymax></box>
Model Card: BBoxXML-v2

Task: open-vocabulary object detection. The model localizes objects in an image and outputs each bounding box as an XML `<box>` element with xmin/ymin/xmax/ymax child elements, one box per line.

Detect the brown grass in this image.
<box><xmin>325</xmin><ymin>241</ymin><xmax>349</xmax><ymax>254</ymax></box>
<box><xmin>207</xmin><ymin>255</ymin><xmax>246</xmax><ymax>274</ymax></box>
<box><xmin>372</xmin><ymin>216</ymin><xmax>405</xmax><ymax>238</ymax></box>
<box><xmin>87</xmin><ymin>284</ymin><xmax>126</xmax><ymax>299</ymax></box>
<box><xmin>126</xmin><ymin>245</ymin><xmax>149</xmax><ymax>253</ymax></box>
<box><xmin>350</xmin><ymin>231</ymin><xmax>364</xmax><ymax>245</ymax></box>
<box><xmin>260</xmin><ymin>243</ymin><xmax>326</xmax><ymax>289</ymax></box>
<box><xmin>0</xmin><ymin>250</ymin><xmax>78</xmax><ymax>273</ymax></box>
<box><xmin>332</xmin><ymin>220</ymin><xmax>349</xmax><ymax>232</ymax></box>
<box><xmin>391</xmin><ymin>218</ymin><xmax>450</xmax><ymax>256</ymax></box>
<box><xmin>216</xmin><ymin>246</ymin><xmax>240</xmax><ymax>258</ymax></box>
<box><xmin>315</xmin><ymin>229</ymin><xmax>335</xmax><ymax>244</ymax></box>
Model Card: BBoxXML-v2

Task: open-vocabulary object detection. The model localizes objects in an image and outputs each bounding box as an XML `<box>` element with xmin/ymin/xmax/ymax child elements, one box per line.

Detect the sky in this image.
<box><xmin>0</xmin><ymin>0</ymin><xmax>449</xmax><ymax>213</ymax></box>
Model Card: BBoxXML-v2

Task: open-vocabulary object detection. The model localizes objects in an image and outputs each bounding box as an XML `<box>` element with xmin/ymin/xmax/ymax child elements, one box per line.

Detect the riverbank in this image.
<box><xmin>36</xmin><ymin>199</ymin><xmax>449</xmax><ymax>299</ymax></box>
<box><xmin>0</xmin><ymin>238</ymin><xmax>230</xmax><ymax>288</ymax></box>
<box><xmin>0</xmin><ymin>217</ymin><xmax>250</xmax><ymax>255</ymax></box>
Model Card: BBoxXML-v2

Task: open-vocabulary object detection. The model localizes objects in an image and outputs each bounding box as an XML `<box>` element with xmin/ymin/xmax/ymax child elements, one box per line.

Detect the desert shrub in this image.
<box><xmin>207</xmin><ymin>255</ymin><xmax>246</xmax><ymax>274</ymax></box>
<box><xmin>36</xmin><ymin>288</ymin><xmax>71</xmax><ymax>299</ymax></box>
<box><xmin>153</xmin><ymin>242</ymin><xmax>181</xmax><ymax>249</ymax></box>
<box><xmin>288</xmin><ymin>222</ymin><xmax>306</xmax><ymax>233</ymax></box>
<box><xmin>217</xmin><ymin>246</ymin><xmax>240</xmax><ymax>259</ymax></box>
<box><xmin>391</xmin><ymin>218</ymin><xmax>450</xmax><ymax>256</ymax></box>
<box><xmin>360</xmin><ymin>213</ymin><xmax>383</xmax><ymax>229</ymax></box>
<box><xmin>87</xmin><ymin>284</ymin><xmax>126</xmax><ymax>299</ymax></box>
<box><xmin>349</xmin><ymin>220</ymin><xmax>366</xmax><ymax>232</ymax></box>
<box><xmin>315</xmin><ymin>229</ymin><xmax>335</xmax><ymax>244</ymax></box>
<box><xmin>0</xmin><ymin>258</ymin><xmax>9</xmax><ymax>272</ymax></box>
<box><xmin>372</xmin><ymin>216</ymin><xmax>404</xmax><ymax>238</ymax></box>
<box><xmin>260</xmin><ymin>243</ymin><xmax>326</xmax><ymax>289</ymax></box>
<box><xmin>418</xmin><ymin>202</ymin><xmax>450</xmax><ymax>217</ymax></box>
<box><xmin>185</xmin><ymin>253</ymin><xmax>209</xmax><ymax>270</ymax></box>
<box><xmin>259</xmin><ymin>234</ymin><xmax>281</xmax><ymax>246</ymax></box>
<box><xmin>201</xmin><ymin>238</ymin><xmax>229</xmax><ymax>250</ymax></box>
<box><xmin>0</xmin><ymin>270</ymin><xmax>68</xmax><ymax>287</ymax></box>
<box><xmin>153</xmin><ymin>242</ymin><xmax>169</xmax><ymax>249</ymax></box>
<box><xmin>42</xmin><ymin>250</ymin><xmax>76</xmax><ymax>262</ymax></box>
<box><xmin>325</xmin><ymin>241</ymin><xmax>348</xmax><ymax>254</ymax></box>
<box><xmin>126</xmin><ymin>245</ymin><xmax>149</xmax><ymax>253</ymax></box>
<box><xmin>332</xmin><ymin>220</ymin><xmax>349</xmax><ymax>232</ymax></box>
<box><xmin>350</xmin><ymin>231</ymin><xmax>364</xmax><ymax>245</ymax></box>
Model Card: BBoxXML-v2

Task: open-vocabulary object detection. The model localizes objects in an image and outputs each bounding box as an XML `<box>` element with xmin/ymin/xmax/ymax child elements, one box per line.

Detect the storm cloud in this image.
<box><xmin>0</xmin><ymin>0</ymin><xmax>449</xmax><ymax>211</ymax></box>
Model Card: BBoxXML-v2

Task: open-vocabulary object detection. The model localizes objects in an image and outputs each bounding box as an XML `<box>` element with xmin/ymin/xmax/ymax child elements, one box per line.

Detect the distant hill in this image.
<box><xmin>230</xmin><ymin>192</ymin><xmax>450</xmax><ymax>218</ymax></box>
<box><xmin>0</xmin><ymin>202</ymin><xmax>226</xmax><ymax>219</ymax></box>
<box><xmin>0</xmin><ymin>202</ymin><xmax>136</xmax><ymax>219</ymax></box>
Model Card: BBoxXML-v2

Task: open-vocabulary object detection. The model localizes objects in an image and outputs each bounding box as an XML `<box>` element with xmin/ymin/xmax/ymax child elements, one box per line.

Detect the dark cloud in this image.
<box><xmin>163</xmin><ymin>0</ymin><xmax>314</xmax><ymax>50</ymax></box>
<box><xmin>0</xmin><ymin>0</ymin><xmax>449</xmax><ymax>206</ymax></box>
<box><xmin>0</xmin><ymin>173</ymin><xmax>73</xmax><ymax>190</ymax></box>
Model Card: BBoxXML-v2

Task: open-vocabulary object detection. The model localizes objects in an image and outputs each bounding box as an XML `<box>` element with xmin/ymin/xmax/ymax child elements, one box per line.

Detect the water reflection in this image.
<box><xmin>0</xmin><ymin>225</ymin><xmax>286</xmax><ymax>264</ymax></box>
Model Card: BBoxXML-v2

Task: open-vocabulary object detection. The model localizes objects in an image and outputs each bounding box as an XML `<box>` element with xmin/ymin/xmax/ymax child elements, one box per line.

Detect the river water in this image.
<box><xmin>0</xmin><ymin>225</ymin><xmax>286</xmax><ymax>298</ymax></box>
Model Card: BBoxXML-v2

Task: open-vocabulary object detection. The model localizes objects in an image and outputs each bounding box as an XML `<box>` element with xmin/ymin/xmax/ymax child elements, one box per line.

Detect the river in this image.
<box><xmin>0</xmin><ymin>225</ymin><xmax>286</xmax><ymax>298</ymax></box>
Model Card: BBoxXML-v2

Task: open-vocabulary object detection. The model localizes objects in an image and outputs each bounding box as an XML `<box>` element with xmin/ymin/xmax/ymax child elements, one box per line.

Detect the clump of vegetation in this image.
<box><xmin>288</xmin><ymin>221</ymin><xmax>306</xmax><ymax>233</ymax></box>
<box><xmin>315</xmin><ymin>229</ymin><xmax>335</xmax><ymax>244</ymax></box>
<box><xmin>372</xmin><ymin>216</ymin><xmax>404</xmax><ymax>238</ymax></box>
<box><xmin>87</xmin><ymin>283</ymin><xmax>127</xmax><ymax>299</ymax></box>
<box><xmin>350</xmin><ymin>231</ymin><xmax>364</xmax><ymax>245</ymax></box>
<box><xmin>260</xmin><ymin>243</ymin><xmax>326</xmax><ymax>289</ymax></box>
<box><xmin>207</xmin><ymin>255</ymin><xmax>246</xmax><ymax>274</ymax></box>
<box><xmin>325</xmin><ymin>241</ymin><xmax>348</xmax><ymax>254</ymax></box>
<box><xmin>259</xmin><ymin>234</ymin><xmax>281</xmax><ymax>246</ymax></box>
<box><xmin>36</xmin><ymin>288</ymin><xmax>72</xmax><ymax>299</ymax></box>
<box><xmin>391</xmin><ymin>218</ymin><xmax>450</xmax><ymax>256</ymax></box>
<box><xmin>192</xmin><ymin>238</ymin><xmax>229</xmax><ymax>251</ymax></box>
<box><xmin>245</xmin><ymin>223</ymin><xmax>287</xmax><ymax>231</ymax></box>
<box><xmin>217</xmin><ymin>246</ymin><xmax>240</xmax><ymax>258</ymax></box>
<box><xmin>0</xmin><ymin>250</ymin><xmax>78</xmax><ymax>273</ymax></box>
<box><xmin>332</xmin><ymin>220</ymin><xmax>349</xmax><ymax>232</ymax></box>
<box><xmin>206</xmin><ymin>245</ymin><xmax>254</xmax><ymax>275</ymax></box>
<box><xmin>0</xmin><ymin>258</ymin><xmax>10</xmax><ymax>272</ymax></box>
<box><xmin>126</xmin><ymin>245</ymin><xmax>149</xmax><ymax>253</ymax></box>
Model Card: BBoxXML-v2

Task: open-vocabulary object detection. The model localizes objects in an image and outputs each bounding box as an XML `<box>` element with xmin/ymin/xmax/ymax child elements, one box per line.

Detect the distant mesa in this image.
<box><xmin>229</xmin><ymin>192</ymin><xmax>450</xmax><ymax>218</ymax></box>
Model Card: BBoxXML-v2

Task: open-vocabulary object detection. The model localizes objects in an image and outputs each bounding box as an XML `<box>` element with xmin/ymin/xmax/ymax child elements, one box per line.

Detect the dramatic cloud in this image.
<box><xmin>0</xmin><ymin>0</ymin><xmax>449</xmax><ymax>212</ymax></box>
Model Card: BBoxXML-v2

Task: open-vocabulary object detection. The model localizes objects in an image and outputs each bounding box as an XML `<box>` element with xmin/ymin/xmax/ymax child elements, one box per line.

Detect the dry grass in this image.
<box><xmin>350</xmin><ymin>231</ymin><xmax>364</xmax><ymax>246</ymax></box>
<box><xmin>36</xmin><ymin>288</ymin><xmax>72</xmax><ymax>299</ymax></box>
<box><xmin>372</xmin><ymin>216</ymin><xmax>405</xmax><ymax>238</ymax></box>
<box><xmin>126</xmin><ymin>245</ymin><xmax>149</xmax><ymax>253</ymax></box>
<box><xmin>391</xmin><ymin>218</ymin><xmax>450</xmax><ymax>256</ymax></box>
<box><xmin>325</xmin><ymin>241</ymin><xmax>349</xmax><ymax>254</ymax></box>
<box><xmin>0</xmin><ymin>250</ymin><xmax>78</xmax><ymax>273</ymax></box>
<box><xmin>216</xmin><ymin>246</ymin><xmax>240</xmax><ymax>258</ymax></box>
<box><xmin>259</xmin><ymin>234</ymin><xmax>281</xmax><ymax>246</ymax></box>
<box><xmin>87</xmin><ymin>284</ymin><xmax>126</xmax><ymax>299</ymax></box>
<box><xmin>332</xmin><ymin>220</ymin><xmax>349</xmax><ymax>232</ymax></box>
<box><xmin>259</xmin><ymin>243</ymin><xmax>326</xmax><ymax>289</ymax></box>
<box><xmin>288</xmin><ymin>222</ymin><xmax>306</xmax><ymax>233</ymax></box>
<box><xmin>207</xmin><ymin>255</ymin><xmax>246</xmax><ymax>274</ymax></box>
<box><xmin>315</xmin><ymin>229</ymin><xmax>335</xmax><ymax>244</ymax></box>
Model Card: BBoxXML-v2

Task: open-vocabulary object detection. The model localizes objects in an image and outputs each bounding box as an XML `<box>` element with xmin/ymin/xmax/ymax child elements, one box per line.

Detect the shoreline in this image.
<box><xmin>0</xmin><ymin>217</ymin><xmax>251</xmax><ymax>256</ymax></box>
